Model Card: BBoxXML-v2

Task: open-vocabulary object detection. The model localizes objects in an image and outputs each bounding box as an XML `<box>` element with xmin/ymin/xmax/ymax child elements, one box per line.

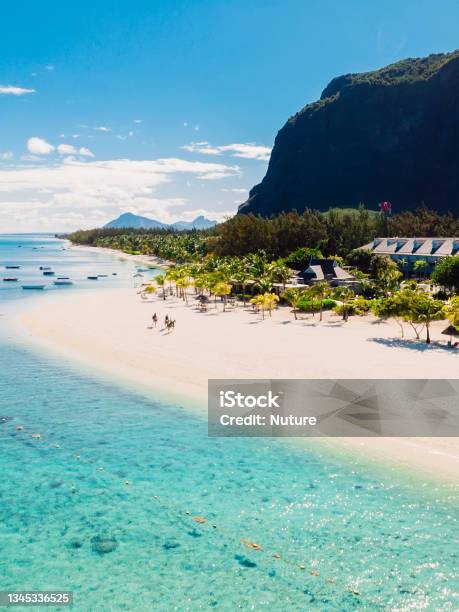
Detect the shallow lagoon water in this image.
<box><xmin>1</xmin><ymin>236</ymin><xmax>458</xmax><ymax>610</ymax></box>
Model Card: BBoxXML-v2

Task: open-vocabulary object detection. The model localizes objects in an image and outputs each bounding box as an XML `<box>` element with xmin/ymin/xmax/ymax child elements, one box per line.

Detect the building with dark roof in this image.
<box><xmin>299</xmin><ymin>259</ymin><xmax>355</xmax><ymax>286</ymax></box>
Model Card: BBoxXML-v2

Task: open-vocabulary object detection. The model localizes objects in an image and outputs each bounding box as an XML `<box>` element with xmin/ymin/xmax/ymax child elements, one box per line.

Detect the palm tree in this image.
<box><xmin>141</xmin><ymin>285</ymin><xmax>156</xmax><ymax>298</ymax></box>
<box><xmin>254</xmin><ymin>276</ymin><xmax>272</xmax><ymax>295</ymax></box>
<box><xmin>268</xmin><ymin>261</ymin><xmax>293</xmax><ymax>290</ymax></box>
<box><xmin>264</xmin><ymin>292</ymin><xmax>280</xmax><ymax>317</ymax></box>
<box><xmin>250</xmin><ymin>293</ymin><xmax>276</xmax><ymax>320</ymax></box>
<box><xmin>155</xmin><ymin>274</ymin><xmax>166</xmax><ymax>300</ymax></box>
<box><xmin>407</xmin><ymin>294</ymin><xmax>445</xmax><ymax>344</ymax></box>
<box><xmin>213</xmin><ymin>281</ymin><xmax>232</xmax><ymax>311</ymax></box>
<box><xmin>397</xmin><ymin>258</ymin><xmax>408</xmax><ymax>278</ymax></box>
<box><xmin>444</xmin><ymin>296</ymin><xmax>459</xmax><ymax>328</ymax></box>
<box><xmin>332</xmin><ymin>286</ymin><xmax>355</xmax><ymax>322</ymax></box>
<box><xmin>282</xmin><ymin>287</ymin><xmax>304</xmax><ymax>320</ymax></box>
<box><xmin>413</xmin><ymin>259</ymin><xmax>429</xmax><ymax>280</ymax></box>
<box><xmin>233</xmin><ymin>269</ymin><xmax>252</xmax><ymax>306</ymax></box>
<box><xmin>306</xmin><ymin>282</ymin><xmax>330</xmax><ymax>322</ymax></box>
<box><xmin>176</xmin><ymin>276</ymin><xmax>191</xmax><ymax>304</ymax></box>
<box><xmin>165</xmin><ymin>268</ymin><xmax>180</xmax><ymax>296</ymax></box>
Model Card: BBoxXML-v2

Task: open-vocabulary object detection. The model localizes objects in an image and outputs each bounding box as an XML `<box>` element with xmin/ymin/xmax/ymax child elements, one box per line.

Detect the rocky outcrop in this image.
<box><xmin>239</xmin><ymin>51</ymin><xmax>459</xmax><ymax>216</ymax></box>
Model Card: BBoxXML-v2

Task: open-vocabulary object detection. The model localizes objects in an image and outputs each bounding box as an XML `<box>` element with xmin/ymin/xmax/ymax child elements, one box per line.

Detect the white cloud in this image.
<box><xmin>57</xmin><ymin>144</ymin><xmax>94</xmax><ymax>157</ymax></box>
<box><xmin>0</xmin><ymin>151</ymin><xmax>13</xmax><ymax>160</ymax></box>
<box><xmin>0</xmin><ymin>157</ymin><xmax>240</xmax><ymax>231</ymax></box>
<box><xmin>198</xmin><ymin>171</ymin><xmax>239</xmax><ymax>180</ymax></box>
<box><xmin>45</xmin><ymin>65</ymin><xmax>54</xmax><ymax>71</ymax></box>
<box><xmin>183</xmin><ymin>121</ymin><xmax>188</xmax><ymax>127</ymax></box>
<box><xmin>72</xmin><ymin>134</ymin><xmax>80</xmax><ymax>139</ymax></box>
<box><xmin>182</xmin><ymin>141</ymin><xmax>271</xmax><ymax>161</ymax></box>
<box><xmin>94</xmin><ymin>126</ymin><xmax>110</xmax><ymax>132</ymax></box>
<box><xmin>182</xmin><ymin>143</ymin><xmax>221</xmax><ymax>155</ymax></box>
<box><xmin>0</xmin><ymin>85</ymin><xmax>36</xmax><ymax>96</ymax></box>
<box><xmin>27</xmin><ymin>137</ymin><xmax>55</xmax><ymax>155</ymax></box>
<box><xmin>220</xmin><ymin>143</ymin><xmax>271</xmax><ymax>161</ymax></box>
<box><xmin>78</xmin><ymin>147</ymin><xmax>94</xmax><ymax>157</ymax></box>
<box><xmin>57</xmin><ymin>144</ymin><xmax>77</xmax><ymax>155</ymax></box>
<box><xmin>133</xmin><ymin>119</ymin><xmax>142</xmax><ymax>124</ymax></box>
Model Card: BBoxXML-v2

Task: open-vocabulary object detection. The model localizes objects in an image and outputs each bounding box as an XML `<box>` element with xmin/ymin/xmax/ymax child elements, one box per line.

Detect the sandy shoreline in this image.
<box><xmin>18</xmin><ymin>285</ymin><xmax>459</xmax><ymax>485</ymax></box>
<box><xmin>70</xmin><ymin>243</ymin><xmax>173</xmax><ymax>270</ymax></box>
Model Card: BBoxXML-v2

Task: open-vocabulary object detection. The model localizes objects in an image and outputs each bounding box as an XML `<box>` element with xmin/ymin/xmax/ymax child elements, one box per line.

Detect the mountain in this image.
<box><xmin>239</xmin><ymin>50</ymin><xmax>459</xmax><ymax>217</ymax></box>
<box><xmin>105</xmin><ymin>213</ymin><xmax>168</xmax><ymax>229</ymax></box>
<box><xmin>171</xmin><ymin>216</ymin><xmax>217</xmax><ymax>230</ymax></box>
<box><xmin>104</xmin><ymin>212</ymin><xmax>217</xmax><ymax>230</ymax></box>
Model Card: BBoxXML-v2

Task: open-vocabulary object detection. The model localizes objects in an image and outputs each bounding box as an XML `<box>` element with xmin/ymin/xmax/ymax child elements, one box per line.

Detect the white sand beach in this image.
<box><xmin>20</xmin><ymin>287</ymin><xmax>459</xmax><ymax>484</ymax></box>
<box><xmin>70</xmin><ymin>243</ymin><xmax>172</xmax><ymax>270</ymax></box>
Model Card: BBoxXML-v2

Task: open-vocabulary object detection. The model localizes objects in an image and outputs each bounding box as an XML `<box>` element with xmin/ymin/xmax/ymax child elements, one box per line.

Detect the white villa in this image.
<box><xmin>361</xmin><ymin>237</ymin><xmax>459</xmax><ymax>269</ymax></box>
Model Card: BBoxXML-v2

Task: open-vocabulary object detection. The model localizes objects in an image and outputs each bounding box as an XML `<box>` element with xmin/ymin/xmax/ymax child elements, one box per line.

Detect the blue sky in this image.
<box><xmin>0</xmin><ymin>0</ymin><xmax>458</xmax><ymax>231</ymax></box>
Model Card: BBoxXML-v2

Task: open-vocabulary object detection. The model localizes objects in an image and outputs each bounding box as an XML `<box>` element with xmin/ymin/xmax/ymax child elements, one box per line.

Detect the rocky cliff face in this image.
<box><xmin>239</xmin><ymin>51</ymin><xmax>459</xmax><ymax>216</ymax></box>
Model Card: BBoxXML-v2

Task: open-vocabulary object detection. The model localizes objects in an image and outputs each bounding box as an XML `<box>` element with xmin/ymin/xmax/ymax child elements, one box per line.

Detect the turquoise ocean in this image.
<box><xmin>0</xmin><ymin>235</ymin><xmax>458</xmax><ymax>610</ymax></box>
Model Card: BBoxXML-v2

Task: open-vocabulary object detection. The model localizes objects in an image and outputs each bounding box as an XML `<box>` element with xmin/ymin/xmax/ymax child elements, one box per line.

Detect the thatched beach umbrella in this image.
<box><xmin>441</xmin><ymin>324</ymin><xmax>459</xmax><ymax>344</ymax></box>
<box><xmin>196</xmin><ymin>294</ymin><xmax>209</xmax><ymax>303</ymax></box>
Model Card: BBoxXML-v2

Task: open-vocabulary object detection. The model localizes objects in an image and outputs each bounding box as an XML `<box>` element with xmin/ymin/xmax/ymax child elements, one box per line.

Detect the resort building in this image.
<box><xmin>361</xmin><ymin>237</ymin><xmax>459</xmax><ymax>270</ymax></box>
<box><xmin>299</xmin><ymin>258</ymin><xmax>355</xmax><ymax>286</ymax></box>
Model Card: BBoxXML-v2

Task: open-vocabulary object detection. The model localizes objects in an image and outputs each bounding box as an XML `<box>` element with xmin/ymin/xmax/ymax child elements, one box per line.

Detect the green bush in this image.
<box><xmin>297</xmin><ymin>297</ymin><xmax>336</xmax><ymax>312</ymax></box>
<box><xmin>334</xmin><ymin>297</ymin><xmax>373</xmax><ymax>317</ymax></box>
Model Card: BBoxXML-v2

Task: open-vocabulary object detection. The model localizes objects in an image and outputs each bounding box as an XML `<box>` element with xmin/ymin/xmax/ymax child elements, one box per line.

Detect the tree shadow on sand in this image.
<box><xmin>369</xmin><ymin>337</ymin><xmax>458</xmax><ymax>354</ymax></box>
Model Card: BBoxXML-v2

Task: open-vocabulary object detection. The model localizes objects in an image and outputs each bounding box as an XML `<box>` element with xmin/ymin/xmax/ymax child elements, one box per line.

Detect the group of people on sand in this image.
<box><xmin>152</xmin><ymin>312</ymin><xmax>175</xmax><ymax>333</ymax></box>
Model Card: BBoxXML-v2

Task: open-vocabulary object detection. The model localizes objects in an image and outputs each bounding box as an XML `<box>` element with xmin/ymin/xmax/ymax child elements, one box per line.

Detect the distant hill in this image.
<box><xmin>105</xmin><ymin>212</ymin><xmax>217</xmax><ymax>230</ymax></box>
<box><xmin>239</xmin><ymin>50</ymin><xmax>459</xmax><ymax>217</ymax></box>
<box><xmin>170</xmin><ymin>215</ymin><xmax>217</xmax><ymax>230</ymax></box>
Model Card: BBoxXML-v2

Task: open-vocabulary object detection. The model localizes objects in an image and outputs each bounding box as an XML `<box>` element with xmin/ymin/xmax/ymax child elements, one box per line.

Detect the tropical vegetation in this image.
<box><xmin>65</xmin><ymin>205</ymin><xmax>459</xmax><ymax>346</ymax></box>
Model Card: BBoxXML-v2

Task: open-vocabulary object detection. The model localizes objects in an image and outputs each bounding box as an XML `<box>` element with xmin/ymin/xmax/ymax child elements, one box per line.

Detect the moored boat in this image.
<box><xmin>43</xmin><ymin>270</ymin><xmax>55</xmax><ymax>276</ymax></box>
<box><xmin>3</xmin><ymin>277</ymin><xmax>18</xmax><ymax>282</ymax></box>
<box><xmin>87</xmin><ymin>276</ymin><xmax>98</xmax><ymax>280</ymax></box>
<box><xmin>5</xmin><ymin>265</ymin><xmax>20</xmax><ymax>269</ymax></box>
<box><xmin>39</xmin><ymin>266</ymin><xmax>52</xmax><ymax>270</ymax></box>
<box><xmin>21</xmin><ymin>284</ymin><xmax>45</xmax><ymax>290</ymax></box>
<box><xmin>54</xmin><ymin>280</ymin><xmax>73</xmax><ymax>286</ymax></box>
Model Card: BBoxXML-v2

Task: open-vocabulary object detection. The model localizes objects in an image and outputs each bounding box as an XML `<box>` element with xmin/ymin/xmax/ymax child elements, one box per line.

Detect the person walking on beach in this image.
<box><xmin>164</xmin><ymin>314</ymin><xmax>169</xmax><ymax>327</ymax></box>
<box><xmin>152</xmin><ymin>313</ymin><xmax>158</xmax><ymax>327</ymax></box>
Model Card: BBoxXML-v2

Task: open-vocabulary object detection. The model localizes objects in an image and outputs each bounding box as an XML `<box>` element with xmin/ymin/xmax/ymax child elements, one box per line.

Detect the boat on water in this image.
<box><xmin>39</xmin><ymin>266</ymin><xmax>52</xmax><ymax>270</ymax></box>
<box><xmin>22</xmin><ymin>285</ymin><xmax>45</xmax><ymax>290</ymax></box>
<box><xmin>3</xmin><ymin>277</ymin><xmax>18</xmax><ymax>282</ymax></box>
<box><xmin>87</xmin><ymin>276</ymin><xmax>98</xmax><ymax>280</ymax></box>
<box><xmin>5</xmin><ymin>265</ymin><xmax>20</xmax><ymax>269</ymax></box>
<box><xmin>54</xmin><ymin>280</ymin><xmax>73</xmax><ymax>286</ymax></box>
<box><xmin>98</xmin><ymin>274</ymin><xmax>108</xmax><ymax>277</ymax></box>
<box><xmin>43</xmin><ymin>270</ymin><xmax>55</xmax><ymax>276</ymax></box>
<box><xmin>57</xmin><ymin>276</ymin><xmax>70</xmax><ymax>280</ymax></box>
